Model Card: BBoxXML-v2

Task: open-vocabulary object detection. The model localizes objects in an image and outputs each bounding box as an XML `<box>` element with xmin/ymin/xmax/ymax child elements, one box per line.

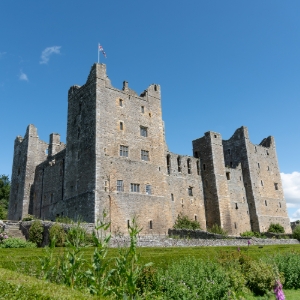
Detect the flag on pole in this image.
<box><xmin>98</xmin><ymin>44</ymin><xmax>107</xmax><ymax>58</ymax></box>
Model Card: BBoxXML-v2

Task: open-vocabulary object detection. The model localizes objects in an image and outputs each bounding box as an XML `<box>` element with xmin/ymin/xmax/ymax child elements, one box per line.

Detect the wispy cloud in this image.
<box><xmin>19</xmin><ymin>70</ymin><xmax>28</xmax><ymax>81</ymax></box>
<box><xmin>40</xmin><ymin>46</ymin><xmax>61</xmax><ymax>64</ymax></box>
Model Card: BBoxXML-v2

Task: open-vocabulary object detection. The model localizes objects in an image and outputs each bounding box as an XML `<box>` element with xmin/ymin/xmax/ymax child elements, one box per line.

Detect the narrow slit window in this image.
<box><xmin>266</xmin><ymin>150</ymin><xmax>269</xmax><ymax>155</ymax></box>
<box><xmin>194</xmin><ymin>215</ymin><xmax>197</xmax><ymax>221</ymax></box>
<box><xmin>141</xmin><ymin>106</ymin><xmax>144</xmax><ymax>113</ymax></box>
<box><xmin>187</xmin><ymin>159</ymin><xmax>191</xmax><ymax>174</ymax></box>
<box><xmin>258</xmin><ymin>163</ymin><xmax>260</xmax><ymax>168</ymax></box>
<box><xmin>149</xmin><ymin>220</ymin><xmax>153</xmax><ymax>229</ymax></box>
<box><xmin>127</xmin><ymin>220</ymin><xmax>130</xmax><ymax>228</ymax></box>
<box><xmin>171</xmin><ymin>193</ymin><xmax>174</xmax><ymax>201</ymax></box>
<box><xmin>177</xmin><ymin>156</ymin><xmax>181</xmax><ymax>172</ymax></box>
<box><xmin>227</xmin><ymin>149</ymin><xmax>231</xmax><ymax>155</ymax></box>
<box><xmin>274</xmin><ymin>183</ymin><xmax>278</xmax><ymax>190</ymax></box>
<box><xmin>265</xmin><ymin>200</ymin><xmax>267</xmax><ymax>206</ymax></box>
<box><xmin>226</xmin><ymin>172</ymin><xmax>231</xmax><ymax>180</ymax></box>
<box><xmin>234</xmin><ymin>222</ymin><xmax>237</xmax><ymax>229</ymax></box>
<box><xmin>279</xmin><ymin>202</ymin><xmax>281</xmax><ymax>208</ymax></box>
<box><xmin>120</xmin><ymin>122</ymin><xmax>123</xmax><ymax>130</ymax></box>
<box><xmin>230</xmin><ymin>161</ymin><xmax>233</xmax><ymax>167</ymax></box>
<box><xmin>119</xmin><ymin>99</ymin><xmax>123</xmax><ymax>107</ymax></box>
<box><xmin>235</xmin><ymin>203</ymin><xmax>238</xmax><ymax>209</ymax></box>
<box><xmin>196</xmin><ymin>160</ymin><xmax>200</xmax><ymax>175</ymax></box>
<box><xmin>167</xmin><ymin>154</ymin><xmax>171</xmax><ymax>175</ymax></box>
<box><xmin>261</xmin><ymin>180</ymin><xmax>264</xmax><ymax>186</ymax></box>
<box><xmin>203</xmin><ymin>163</ymin><xmax>206</xmax><ymax>171</ymax></box>
<box><xmin>188</xmin><ymin>186</ymin><xmax>193</xmax><ymax>196</ymax></box>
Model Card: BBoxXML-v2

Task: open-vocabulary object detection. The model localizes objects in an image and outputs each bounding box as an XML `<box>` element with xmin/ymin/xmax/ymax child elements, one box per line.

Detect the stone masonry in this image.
<box><xmin>8</xmin><ymin>63</ymin><xmax>292</xmax><ymax>235</ymax></box>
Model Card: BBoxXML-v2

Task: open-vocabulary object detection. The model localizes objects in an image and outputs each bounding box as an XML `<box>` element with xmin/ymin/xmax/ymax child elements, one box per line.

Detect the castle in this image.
<box><xmin>8</xmin><ymin>63</ymin><xmax>292</xmax><ymax>235</ymax></box>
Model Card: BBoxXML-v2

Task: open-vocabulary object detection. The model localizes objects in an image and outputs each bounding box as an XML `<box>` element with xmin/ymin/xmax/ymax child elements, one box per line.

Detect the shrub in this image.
<box><xmin>49</xmin><ymin>223</ymin><xmax>66</xmax><ymax>247</ymax></box>
<box><xmin>173</xmin><ymin>213</ymin><xmax>201</xmax><ymax>230</ymax></box>
<box><xmin>157</xmin><ymin>257</ymin><xmax>230</xmax><ymax>299</ymax></box>
<box><xmin>66</xmin><ymin>222</ymin><xmax>87</xmax><ymax>247</ymax></box>
<box><xmin>267</xmin><ymin>223</ymin><xmax>284</xmax><ymax>233</ymax></box>
<box><xmin>22</xmin><ymin>214</ymin><xmax>35</xmax><ymax>221</ymax></box>
<box><xmin>292</xmin><ymin>225</ymin><xmax>300</xmax><ymax>240</ymax></box>
<box><xmin>29</xmin><ymin>220</ymin><xmax>44</xmax><ymax>246</ymax></box>
<box><xmin>208</xmin><ymin>224</ymin><xmax>227</xmax><ymax>236</ymax></box>
<box><xmin>240</xmin><ymin>231</ymin><xmax>265</xmax><ymax>238</ymax></box>
<box><xmin>0</xmin><ymin>237</ymin><xmax>36</xmax><ymax>248</ymax></box>
<box><xmin>56</xmin><ymin>216</ymin><xmax>73</xmax><ymax>224</ymax></box>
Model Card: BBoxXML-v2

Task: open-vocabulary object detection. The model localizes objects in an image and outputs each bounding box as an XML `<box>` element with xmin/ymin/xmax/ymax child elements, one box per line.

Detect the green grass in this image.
<box><xmin>245</xmin><ymin>289</ymin><xmax>300</xmax><ymax>299</ymax></box>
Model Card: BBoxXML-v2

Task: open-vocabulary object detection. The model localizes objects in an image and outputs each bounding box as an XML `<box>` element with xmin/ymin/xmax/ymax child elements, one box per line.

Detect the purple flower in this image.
<box><xmin>237</xmin><ymin>247</ymin><xmax>240</xmax><ymax>252</ymax></box>
<box><xmin>247</xmin><ymin>240</ymin><xmax>251</xmax><ymax>246</ymax></box>
<box><xmin>274</xmin><ymin>279</ymin><xmax>285</xmax><ymax>300</ymax></box>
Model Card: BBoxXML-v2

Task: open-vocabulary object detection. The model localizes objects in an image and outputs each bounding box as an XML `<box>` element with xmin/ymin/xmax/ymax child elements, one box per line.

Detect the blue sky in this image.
<box><xmin>1</xmin><ymin>1</ymin><xmax>300</xmax><ymax>220</ymax></box>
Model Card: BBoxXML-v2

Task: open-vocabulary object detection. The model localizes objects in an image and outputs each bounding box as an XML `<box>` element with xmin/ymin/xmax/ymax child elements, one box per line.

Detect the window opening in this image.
<box><xmin>131</xmin><ymin>183</ymin><xmax>140</xmax><ymax>193</ymax></box>
<box><xmin>265</xmin><ymin>200</ymin><xmax>267</xmax><ymax>206</ymax></box>
<box><xmin>258</xmin><ymin>163</ymin><xmax>260</xmax><ymax>168</ymax></box>
<box><xmin>188</xmin><ymin>186</ymin><xmax>193</xmax><ymax>196</ymax></box>
<box><xmin>104</xmin><ymin>181</ymin><xmax>108</xmax><ymax>192</ymax></box>
<box><xmin>227</xmin><ymin>149</ymin><xmax>231</xmax><ymax>155</ymax></box>
<box><xmin>149</xmin><ymin>220</ymin><xmax>153</xmax><ymax>229</ymax></box>
<box><xmin>226</xmin><ymin>172</ymin><xmax>230</xmax><ymax>180</ymax></box>
<box><xmin>120</xmin><ymin>145</ymin><xmax>129</xmax><ymax>157</ymax></box>
<box><xmin>230</xmin><ymin>161</ymin><xmax>233</xmax><ymax>167</ymax></box>
<box><xmin>120</xmin><ymin>122</ymin><xmax>123</xmax><ymax>130</ymax></box>
<box><xmin>141</xmin><ymin>106</ymin><xmax>144</xmax><ymax>113</ymax></box>
<box><xmin>266</xmin><ymin>150</ymin><xmax>269</xmax><ymax>155</ymax></box>
<box><xmin>141</xmin><ymin>150</ymin><xmax>149</xmax><ymax>161</ymax></box>
<box><xmin>127</xmin><ymin>220</ymin><xmax>130</xmax><ymax>228</ymax></box>
<box><xmin>240</xmin><ymin>176</ymin><xmax>242</xmax><ymax>181</ymax></box>
<box><xmin>140</xmin><ymin>126</ymin><xmax>148</xmax><ymax>137</ymax></box>
<box><xmin>194</xmin><ymin>151</ymin><xmax>199</xmax><ymax>158</ymax></box>
<box><xmin>119</xmin><ymin>99</ymin><xmax>123</xmax><ymax>107</ymax></box>
<box><xmin>177</xmin><ymin>156</ymin><xmax>181</xmax><ymax>172</ymax></box>
<box><xmin>196</xmin><ymin>160</ymin><xmax>200</xmax><ymax>175</ymax></box>
<box><xmin>214</xmin><ymin>134</ymin><xmax>217</xmax><ymax>138</ymax></box>
<box><xmin>167</xmin><ymin>154</ymin><xmax>171</xmax><ymax>175</ymax></box>
<box><xmin>171</xmin><ymin>193</ymin><xmax>174</xmax><ymax>201</ymax></box>
<box><xmin>255</xmin><ymin>146</ymin><xmax>257</xmax><ymax>152</ymax></box>
<box><xmin>117</xmin><ymin>180</ymin><xmax>124</xmax><ymax>192</ymax></box>
<box><xmin>203</xmin><ymin>163</ymin><xmax>206</xmax><ymax>171</ymax></box>
<box><xmin>146</xmin><ymin>184</ymin><xmax>152</xmax><ymax>195</ymax></box>
<box><xmin>235</xmin><ymin>203</ymin><xmax>238</xmax><ymax>210</ymax></box>
<box><xmin>274</xmin><ymin>183</ymin><xmax>278</xmax><ymax>190</ymax></box>
<box><xmin>261</xmin><ymin>180</ymin><xmax>264</xmax><ymax>186</ymax></box>
<box><xmin>79</xmin><ymin>103</ymin><xmax>82</xmax><ymax>113</ymax></box>
<box><xmin>18</xmin><ymin>168</ymin><xmax>20</xmax><ymax>175</ymax></box>
<box><xmin>279</xmin><ymin>202</ymin><xmax>281</xmax><ymax>208</ymax></box>
<box><xmin>187</xmin><ymin>159</ymin><xmax>191</xmax><ymax>174</ymax></box>
<box><xmin>234</xmin><ymin>222</ymin><xmax>237</xmax><ymax>229</ymax></box>
<box><xmin>194</xmin><ymin>215</ymin><xmax>197</xmax><ymax>221</ymax></box>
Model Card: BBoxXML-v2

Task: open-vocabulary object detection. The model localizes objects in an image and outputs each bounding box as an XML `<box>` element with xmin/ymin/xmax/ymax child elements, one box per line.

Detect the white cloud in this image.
<box><xmin>19</xmin><ymin>70</ymin><xmax>28</xmax><ymax>81</ymax></box>
<box><xmin>291</xmin><ymin>209</ymin><xmax>300</xmax><ymax>222</ymax></box>
<box><xmin>281</xmin><ymin>172</ymin><xmax>300</xmax><ymax>207</ymax></box>
<box><xmin>40</xmin><ymin>46</ymin><xmax>61</xmax><ymax>64</ymax></box>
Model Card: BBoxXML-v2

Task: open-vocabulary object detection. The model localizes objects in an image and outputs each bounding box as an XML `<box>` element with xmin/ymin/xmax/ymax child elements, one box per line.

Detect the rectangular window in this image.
<box><xmin>120</xmin><ymin>122</ymin><xmax>123</xmax><ymax>130</ymax></box>
<box><xmin>146</xmin><ymin>184</ymin><xmax>151</xmax><ymax>195</ymax></box>
<box><xmin>149</xmin><ymin>220</ymin><xmax>153</xmax><ymax>229</ymax></box>
<box><xmin>141</xmin><ymin>106</ymin><xmax>144</xmax><ymax>113</ymax></box>
<box><xmin>141</xmin><ymin>150</ymin><xmax>149</xmax><ymax>161</ymax></box>
<box><xmin>117</xmin><ymin>180</ymin><xmax>124</xmax><ymax>192</ymax></box>
<box><xmin>119</xmin><ymin>99</ymin><xmax>123</xmax><ymax>107</ymax></box>
<box><xmin>188</xmin><ymin>186</ymin><xmax>193</xmax><ymax>196</ymax></box>
<box><xmin>120</xmin><ymin>145</ymin><xmax>129</xmax><ymax>157</ymax></box>
<box><xmin>171</xmin><ymin>193</ymin><xmax>174</xmax><ymax>201</ymax></box>
<box><xmin>226</xmin><ymin>172</ymin><xmax>230</xmax><ymax>180</ymax></box>
<box><xmin>187</xmin><ymin>159</ymin><xmax>191</xmax><ymax>174</ymax></box>
<box><xmin>131</xmin><ymin>183</ymin><xmax>140</xmax><ymax>193</ymax></box>
<box><xmin>274</xmin><ymin>183</ymin><xmax>278</xmax><ymax>190</ymax></box>
<box><xmin>140</xmin><ymin>126</ymin><xmax>148</xmax><ymax>137</ymax></box>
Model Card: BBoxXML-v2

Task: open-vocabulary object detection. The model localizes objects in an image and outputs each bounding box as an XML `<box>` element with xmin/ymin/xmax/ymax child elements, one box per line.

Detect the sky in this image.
<box><xmin>1</xmin><ymin>1</ymin><xmax>300</xmax><ymax>221</ymax></box>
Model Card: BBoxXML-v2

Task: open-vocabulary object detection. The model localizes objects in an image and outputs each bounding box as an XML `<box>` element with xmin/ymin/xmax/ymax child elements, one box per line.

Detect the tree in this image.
<box><xmin>0</xmin><ymin>175</ymin><xmax>10</xmax><ymax>220</ymax></box>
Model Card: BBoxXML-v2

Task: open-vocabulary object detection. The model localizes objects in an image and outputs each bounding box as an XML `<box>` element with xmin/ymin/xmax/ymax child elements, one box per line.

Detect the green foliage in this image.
<box><xmin>208</xmin><ymin>224</ymin><xmax>228</xmax><ymax>236</ymax></box>
<box><xmin>267</xmin><ymin>223</ymin><xmax>285</xmax><ymax>233</ymax></box>
<box><xmin>157</xmin><ymin>257</ymin><xmax>230</xmax><ymax>299</ymax></box>
<box><xmin>173</xmin><ymin>213</ymin><xmax>201</xmax><ymax>230</ymax></box>
<box><xmin>0</xmin><ymin>175</ymin><xmax>10</xmax><ymax>220</ymax></box>
<box><xmin>292</xmin><ymin>225</ymin><xmax>300</xmax><ymax>240</ymax></box>
<box><xmin>56</xmin><ymin>216</ymin><xmax>73</xmax><ymax>224</ymax></box>
<box><xmin>22</xmin><ymin>214</ymin><xmax>35</xmax><ymax>221</ymax></box>
<box><xmin>240</xmin><ymin>231</ymin><xmax>266</xmax><ymax>238</ymax></box>
<box><xmin>66</xmin><ymin>222</ymin><xmax>88</xmax><ymax>248</ymax></box>
<box><xmin>29</xmin><ymin>220</ymin><xmax>44</xmax><ymax>246</ymax></box>
<box><xmin>0</xmin><ymin>237</ymin><xmax>36</xmax><ymax>248</ymax></box>
<box><xmin>49</xmin><ymin>223</ymin><xmax>66</xmax><ymax>247</ymax></box>
<box><xmin>272</xmin><ymin>252</ymin><xmax>300</xmax><ymax>289</ymax></box>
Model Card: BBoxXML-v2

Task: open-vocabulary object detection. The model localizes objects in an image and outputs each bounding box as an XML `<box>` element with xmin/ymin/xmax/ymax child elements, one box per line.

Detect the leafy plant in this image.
<box><xmin>0</xmin><ymin>175</ymin><xmax>10</xmax><ymax>220</ymax></box>
<box><xmin>173</xmin><ymin>213</ymin><xmax>201</xmax><ymax>230</ymax></box>
<box><xmin>292</xmin><ymin>225</ymin><xmax>300</xmax><ymax>240</ymax></box>
<box><xmin>49</xmin><ymin>223</ymin><xmax>66</xmax><ymax>247</ymax></box>
<box><xmin>56</xmin><ymin>216</ymin><xmax>73</xmax><ymax>224</ymax></box>
<box><xmin>240</xmin><ymin>231</ymin><xmax>266</xmax><ymax>238</ymax></box>
<box><xmin>29</xmin><ymin>220</ymin><xmax>44</xmax><ymax>246</ymax></box>
<box><xmin>22</xmin><ymin>214</ymin><xmax>35</xmax><ymax>221</ymax></box>
<box><xmin>0</xmin><ymin>237</ymin><xmax>36</xmax><ymax>248</ymax></box>
<box><xmin>208</xmin><ymin>224</ymin><xmax>227</xmax><ymax>236</ymax></box>
<box><xmin>267</xmin><ymin>223</ymin><xmax>285</xmax><ymax>234</ymax></box>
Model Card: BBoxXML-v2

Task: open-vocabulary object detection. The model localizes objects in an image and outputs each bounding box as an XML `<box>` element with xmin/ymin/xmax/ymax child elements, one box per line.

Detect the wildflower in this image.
<box><xmin>247</xmin><ymin>239</ymin><xmax>251</xmax><ymax>246</ymax></box>
<box><xmin>237</xmin><ymin>247</ymin><xmax>240</xmax><ymax>252</ymax></box>
<box><xmin>274</xmin><ymin>279</ymin><xmax>285</xmax><ymax>300</ymax></box>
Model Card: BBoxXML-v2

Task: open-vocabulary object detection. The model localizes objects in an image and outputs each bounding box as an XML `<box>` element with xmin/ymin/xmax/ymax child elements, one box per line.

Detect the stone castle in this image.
<box><xmin>8</xmin><ymin>63</ymin><xmax>292</xmax><ymax>235</ymax></box>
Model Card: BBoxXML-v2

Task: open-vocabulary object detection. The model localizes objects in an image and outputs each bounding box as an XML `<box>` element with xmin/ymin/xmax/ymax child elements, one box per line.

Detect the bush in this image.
<box><xmin>56</xmin><ymin>216</ymin><xmax>73</xmax><ymax>224</ymax></box>
<box><xmin>22</xmin><ymin>214</ymin><xmax>35</xmax><ymax>221</ymax></box>
<box><xmin>0</xmin><ymin>237</ymin><xmax>36</xmax><ymax>248</ymax></box>
<box><xmin>173</xmin><ymin>213</ymin><xmax>201</xmax><ymax>230</ymax></box>
<box><xmin>208</xmin><ymin>224</ymin><xmax>227</xmax><ymax>236</ymax></box>
<box><xmin>29</xmin><ymin>220</ymin><xmax>44</xmax><ymax>246</ymax></box>
<box><xmin>66</xmin><ymin>222</ymin><xmax>87</xmax><ymax>247</ymax></box>
<box><xmin>267</xmin><ymin>223</ymin><xmax>284</xmax><ymax>233</ymax></box>
<box><xmin>293</xmin><ymin>225</ymin><xmax>300</xmax><ymax>240</ymax></box>
<box><xmin>49</xmin><ymin>223</ymin><xmax>66</xmax><ymax>247</ymax></box>
<box><xmin>157</xmin><ymin>257</ymin><xmax>230</xmax><ymax>299</ymax></box>
<box><xmin>240</xmin><ymin>231</ymin><xmax>265</xmax><ymax>238</ymax></box>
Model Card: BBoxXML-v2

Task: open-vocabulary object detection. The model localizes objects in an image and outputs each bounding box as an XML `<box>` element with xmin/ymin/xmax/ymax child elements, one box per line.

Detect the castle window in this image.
<box><xmin>154</xmin><ymin>85</ymin><xmax>157</xmax><ymax>91</ymax></box>
<box><xmin>266</xmin><ymin>150</ymin><xmax>269</xmax><ymax>155</ymax></box>
<box><xmin>195</xmin><ymin>215</ymin><xmax>197</xmax><ymax>221</ymax></box>
<box><xmin>230</xmin><ymin>161</ymin><xmax>233</xmax><ymax>167</ymax></box>
<box><xmin>226</xmin><ymin>172</ymin><xmax>231</xmax><ymax>180</ymax></box>
<box><xmin>234</xmin><ymin>222</ymin><xmax>237</xmax><ymax>229</ymax></box>
<box><xmin>104</xmin><ymin>181</ymin><xmax>108</xmax><ymax>192</ymax></box>
<box><xmin>240</xmin><ymin>176</ymin><xmax>242</xmax><ymax>181</ymax></box>
<box><xmin>255</xmin><ymin>146</ymin><xmax>257</xmax><ymax>152</ymax></box>
<box><xmin>188</xmin><ymin>186</ymin><xmax>193</xmax><ymax>196</ymax></box>
<box><xmin>146</xmin><ymin>184</ymin><xmax>152</xmax><ymax>195</ymax></box>
<box><xmin>127</xmin><ymin>220</ymin><xmax>130</xmax><ymax>228</ymax></box>
<box><xmin>141</xmin><ymin>106</ymin><xmax>144</xmax><ymax>113</ymax></box>
<box><xmin>171</xmin><ymin>193</ymin><xmax>174</xmax><ymax>201</ymax></box>
<box><xmin>141</xmin><ymin>150</ymin><xmax>149</xmax><ymax>161</ymax></box>
<box><xmin>167</xmin><ymin>154</ymin><xmax>171</xmax><ymax>175</ymax></box>
<box><xmin>214</xmin><ymin>135</ymin><xmax>217</xmax><ymax>138</ymax></box>
<box><xmin>261</xmin><ymin>180</ymin><xmax>264</xmax><ymax>186</ymax></box>
<box><xmin>235</xmin><ymin>203</ymin><xmax>238</xmax><ymax>210</ymax></box>
<box><xmin>177</xmin><ymin>156</ymin><xmax>181</xmax><ymax>172</ymax></box>
<box><xmin>227</xmin><ymin>149</ymin><xmax>231</xmax><ymax>155</ymax></box>
<box><xmin>258</xmin><ymin>163</ymin><xmax>260</xmax><ymax>168</ymax></box>
<box><xmin>149</xmin><ymin>220</ymin><xmax>153</xmax><ymax>229</ymax></box>
<box><xmin>119</xmin><ymin>99</ymin><xmax>123</xmax><ymax>107</ymax></box>
<box><xmin>120</xmin><ymin>145</ymin><xmax>129</xmax><ymax>157</ymax></box>
<box><xmin>265</xmin><ymin>200</ymin><xmax>267</xmax><ymax>206</ymax></box>
<box><xmin>117</xmin><ymin>180</ymin><xmax>124</xmax><ymax>192</ymax></box>
<box><xmin>140</xmin><ymin>126</ymin><xmax>148</xmax><ymax>137</ymax></box>
<box><xmin>196</xmin><ymin>160</ymin><xmax>200</xmax><ymax>175</ymax></box>
<box><xmin>267</xmin><ymin>166</ymin><xmax>270</xmax><ymax>171</ymax></box>
<box><xmin>131</xmin><ymin>183</ymin><xmax>140</xmax><ymax>193</ymax></box>
<box><xmin>187</xmin><ymin>159</ymin><xmax>191</xmax><ymax>174</ymax></box>
<box><xmin>274</xmin><ymin>183</ymin><xmax>278</xmax><ymax>190</ymax></box>
<box><xmin>203</xmin><ymin>164</ymin><xmax>206</xmax><ymax>171</ymax></box>
<box><xmin>194</xmin><ymin>151</ymin><xmax>199</xmax><ymax>158</ymax></box>
<box><xmin>279</xmin><ymin>202</ymin><xmax>281</xmax><ymax>208</ymax></box>
<box><xmin>45</xmin><ymin>148</ymin><xmax>48</xmax><ymax>155</ymax></box>
<box><xmin>120</xmin><ymin>122</ymin><xmax>123</xmax><ymax>130</ymax></box>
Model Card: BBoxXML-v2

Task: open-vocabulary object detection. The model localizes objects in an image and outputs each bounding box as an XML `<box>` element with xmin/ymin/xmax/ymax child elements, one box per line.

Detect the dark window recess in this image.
<box><xmin>188</xmin><ymin>186</ymin><xmax>193</xmax><ymax>196</ymax></box>
<box><xmin>194</xmin><ymin>151</ymin><xmax>199</xmax><ymax>158</ymax></box>
<box><xmin>230</xmin><ymin>162</ymin><xmax>233</xmax><ymax>167</ymax></box>
<box><xmin>265</xmin><ymin>200</ymin><xmax>267</xmax><ymax>206</ymax></box>
<box><xmin>234</xmin><ymin>222</ymin><xmax>237</xmax><ymax>229</ymax></box>
<box><xmin>240</xmin><ymin>176</ymin><xmax>242</xmax><ymax>181</ymax></box>
<box><xmin>227</xmin><ymin>149</ymin><xmax>231</xmax><ymax>155</ymax></box>
<box><xmin>279</xmin><ymin>202</ymin><xmax>281</xmax><ymax>208</ymax></box>
<box><xmin>226</xmin><ymin>172</ymin><xmax>230</xmax><ymax>180</ymax></box>
<box><xmin>146</xmin><ymin>184</ymin><xmax>151</xmax><ymax>195</ymax></box>
<box><xmin>120</xmin><ymin>122</ymin><xmax>123</xmax><ymax>130</ymax></box>
<box><xmin>171</xmin><ymin>193</ymin><xmax>174</xmax><ymax>201</ymax></box>
<box><xmin>196</xmin><ymin>160</ymin><xmax>200</xmax><ymax>175</ymax></box>
<box><xmin>79</xmin><ymin>103</ymin><xmax>82</xmax><ymax>113</ymax></box>
<box><xmin>261</xmin><ymin>180</ymin><xmax>264</xmax><ymax>186</ymax></box>
<box><xmin>119</xmin><ymin>99</ymin><xmax>123</xmax><ymax>107</ymax></box>
<box><xmin>258</xmin><ymin>163</ymin><xmax>260</xmax><ymax>168</ymax></box>
<box><xmin>274</xmin><ymin>183</ymin><xmax>278</xmax><ymax>190</ymax></box>
<box><xmin>195</xmin><ymin>215</ymin><xmax>197</xmax><ymax>221</ymax></box>
<box><xmin>120</xmin><ymin>145</ymin><xmax>129</xmax><ymax>157</ymax></box>
<box><xmin>149</xmin><ymin>220</ymin><xmax>153</xmax><ymax>229</ymax></box>
<box><xmin>141</xmin><ymin>106</ymin><xmax>144</xmax><ymax>113</ymax></box>
<box><xmin>266</xmin><ymin>150</ymin><xmax>269</xmax><ymax>155</ymax></box>
<box><xmin>18</xmin><ymin>168</ymin><xmax>20</xmax><ymax>175</ymax></box>
<box><xmin>187</xmin><ymin>159</ymin><xmax>191</xmax><ymax>174</ymax></box>
<box><xmin>140</xmin><ymin>126</ymin><xmax>148</xmax><ymax>137</ymax></box>
<box><xmin>167</xmin><ymin>154</ymin><xmax>171</xmax><ymax>175</ymax></box>
<box><xmin>235</xmin><ymin>203</ymin><xmax>238</xmax><ymax>209</ymax></box>
<box><xmin>127</xmin><ymin>220</ymin><xmax>130</xmax><ymax>228</ymax></box>
<box><xmin>203</xmin><ymin>164</ymin><xmax>206</xmax><ymax>171</ymax></box>
<box><xmin>214</xmin><ymin>134</ymin><xmax>217</xmax><ymax>138</ymax></box>
<box><xmin>141</xmin><ymin>150</ymin><xmax>149</xmax><ymax>161</ymax></box>
<box><xmin>177</xmin><ymin>156</ymin><xmax>181</xmax><ymax>172</ymax></box>
<box><xmin>117</xmin><ymin>180</ymin><xmax>124</xmax><ymax>192</ymax></box>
